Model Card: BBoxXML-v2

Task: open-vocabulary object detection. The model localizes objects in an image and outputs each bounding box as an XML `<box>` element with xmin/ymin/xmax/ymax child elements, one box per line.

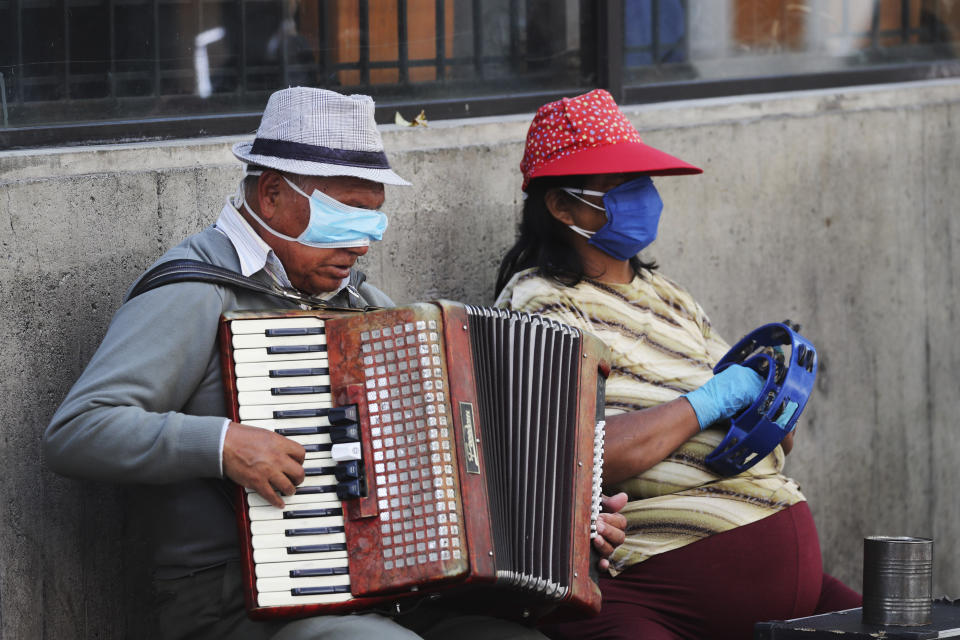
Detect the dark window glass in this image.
<box><xmin>1</xmin><ymin>0</ymin><xmax>959</xmax><ymax>148</ymax></box>
<box><xmin>623</xmin><ymin>0</ymin><xmax>960</xmax><ymax>85</ymax></box>
<box><xmin>0</xmin><ymin>1</ymin><xmax>592</xmax><ymax>135</ymax></box>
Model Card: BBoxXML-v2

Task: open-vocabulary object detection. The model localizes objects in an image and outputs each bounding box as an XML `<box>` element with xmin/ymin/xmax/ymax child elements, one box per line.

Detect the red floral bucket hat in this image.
<box><xmin>520</xmin><ymin>89</ymin><xmax>702</xmax><ymax>190</ymax></box>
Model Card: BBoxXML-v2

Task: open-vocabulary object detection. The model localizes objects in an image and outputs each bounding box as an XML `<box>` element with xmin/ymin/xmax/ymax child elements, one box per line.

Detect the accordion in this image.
<box><xmin>218</xmin><ymin>301</ymin><xmax>610</xmax><ymax>620</ymax></box>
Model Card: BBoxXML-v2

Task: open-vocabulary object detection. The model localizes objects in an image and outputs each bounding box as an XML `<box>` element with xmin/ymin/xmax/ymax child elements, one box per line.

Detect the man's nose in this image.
<box><xmin>345</xmin><ymin>244</ymin><xmax>370</xmax><ymax>257</ymax></box>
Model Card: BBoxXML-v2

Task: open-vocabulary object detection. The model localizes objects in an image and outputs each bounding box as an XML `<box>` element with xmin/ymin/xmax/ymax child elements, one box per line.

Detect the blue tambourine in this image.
<box><xmin>705</xmin><ymin>322</ymin><xmax>817</xmax><ymax>476</ymax></box>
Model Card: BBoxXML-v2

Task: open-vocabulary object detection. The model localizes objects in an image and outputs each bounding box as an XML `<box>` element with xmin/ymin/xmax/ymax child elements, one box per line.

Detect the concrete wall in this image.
<box><xmin>1</xmin><ymin>79</ymin><xmax>958</xmax><ymax>638</ymax></box>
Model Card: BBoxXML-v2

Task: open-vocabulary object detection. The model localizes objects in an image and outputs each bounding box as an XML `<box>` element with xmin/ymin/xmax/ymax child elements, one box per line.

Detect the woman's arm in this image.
<box><xmin>601</xmin><ymin>364</ymin><xmax>766</xmax><ymax>484</ymax></box>
<box><xmin>602</xmin><ymin>397</ymin><xmax>700</xmax><ymax>485</ymax></box>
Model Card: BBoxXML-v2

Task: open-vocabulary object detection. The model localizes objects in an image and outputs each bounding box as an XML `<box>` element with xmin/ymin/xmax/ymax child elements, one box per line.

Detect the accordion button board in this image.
<box><xmin>219</xmin><ymin>301</ymin><xmax>610</xmax><ymax>620</ymax></box>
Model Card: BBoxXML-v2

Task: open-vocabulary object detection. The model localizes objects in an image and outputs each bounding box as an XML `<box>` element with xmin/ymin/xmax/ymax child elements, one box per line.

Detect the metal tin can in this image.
<box><xmin>862</xmin><ymin>536</ymin><xmax>933</xmax><ymax>626</ymax></box>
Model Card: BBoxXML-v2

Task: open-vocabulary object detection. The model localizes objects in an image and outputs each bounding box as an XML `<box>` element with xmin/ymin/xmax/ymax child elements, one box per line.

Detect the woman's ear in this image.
<box><xmin>544</xmin><ymin>188</ymin><xmax>576</xmax><ymax>225</ymax></box>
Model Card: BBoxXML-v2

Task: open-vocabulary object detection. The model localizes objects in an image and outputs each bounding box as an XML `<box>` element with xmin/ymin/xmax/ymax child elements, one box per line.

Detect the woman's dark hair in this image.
<box><xmin>494</xmin><ymin>175</ymin><xmax>656</xmax><ymax>297</ymax></box>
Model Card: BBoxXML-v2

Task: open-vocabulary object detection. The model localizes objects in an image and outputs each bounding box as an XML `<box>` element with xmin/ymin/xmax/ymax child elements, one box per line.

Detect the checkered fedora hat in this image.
<box><xmin>233</xmin><ymin>87</ymin><xmax>411</xmax><ymax>186</ymax></box>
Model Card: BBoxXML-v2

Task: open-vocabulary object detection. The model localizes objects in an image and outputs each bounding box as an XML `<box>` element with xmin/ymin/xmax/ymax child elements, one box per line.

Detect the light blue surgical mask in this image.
<box><xmin>562</xmin><ymin>176</ymin><xmax>663</xmax><ymax>261</ymax></box>
<box><xmin>239</xmin><ymin>171</ymin><xmax>388</xmax><ymax>249</ymax></box>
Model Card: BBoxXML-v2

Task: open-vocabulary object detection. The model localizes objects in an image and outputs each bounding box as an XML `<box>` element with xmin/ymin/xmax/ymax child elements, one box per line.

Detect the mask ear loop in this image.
<box><xmin>552</xmin><ymin>190</ymin><xmax>603</xmax><ymax>239</ymax></box>
<box><xmin>281</xmin><ymin>175</ymin><xmax>312</xmax><ymax>200</ymax></box>
<box><xmin>236</xmin><ymin>170</ymin><xmax>309</xmax><ymax>212</ymax></box>
<box><xmin>559</xmin><ymin>188</ymin><xmax>607</xmax><ymax>240</ymax></box>
<box><xmin>563</xmin><ymin>187</ymin><xmax>606</xmax><ymax>198</ymax></box>
<box><xmin>561</xmin><ymin>188</ymin><xmax>607</xmax><ymax>212</ymax></box>
<box><xmin>568</xmin><ymin>224</ymin><xmax>595</xmax><ymax>240</ymax></box>
<box><xmin>232</xmin><ymin>169</ymin><xmax>307</xmax><ymax>245</ymax></box>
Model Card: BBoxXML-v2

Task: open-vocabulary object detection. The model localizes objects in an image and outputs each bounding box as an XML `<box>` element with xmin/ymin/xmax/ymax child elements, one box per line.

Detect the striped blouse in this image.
<box><xmin>495</xmin><ymin>268</ymin><xmax>805</xmax><ymax>575</ymax></box>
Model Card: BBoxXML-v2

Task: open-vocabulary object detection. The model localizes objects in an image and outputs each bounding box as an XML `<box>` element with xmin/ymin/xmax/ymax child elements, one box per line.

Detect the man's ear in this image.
<box><xmin>256</xmin><ymin>170</ymin><xmax>286</xmax><ymax>221</ymax></box>
<box><xmin>544</xmin><ymin>188</ymin><xmax>576</xmax><ymax>225</ymax></box>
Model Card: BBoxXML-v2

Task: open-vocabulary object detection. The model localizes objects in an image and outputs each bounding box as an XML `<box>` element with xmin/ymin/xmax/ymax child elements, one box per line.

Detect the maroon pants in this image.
<box><xmin>541</xmin><ymin>502</ymin><xmax>861</xmax><ymax>640</ymax></box>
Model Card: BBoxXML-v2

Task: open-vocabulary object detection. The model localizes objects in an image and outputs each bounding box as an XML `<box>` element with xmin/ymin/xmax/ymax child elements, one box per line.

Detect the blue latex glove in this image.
<box><xmin>683</xmin><ymin>364</ymin><xmax>765</xmax><ymax>430</ymax></box>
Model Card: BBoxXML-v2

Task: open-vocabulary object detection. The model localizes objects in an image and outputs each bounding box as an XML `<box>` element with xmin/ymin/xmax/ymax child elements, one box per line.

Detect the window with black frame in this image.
<box><xmin>0</xmin><ymin>0</ymin><xmax>601</xmax><ymax>147</ymax></box>
<box><xmin>1</xmin><ymin>0</ymin><xmax>959</xmax><ymax>149</ymax></box>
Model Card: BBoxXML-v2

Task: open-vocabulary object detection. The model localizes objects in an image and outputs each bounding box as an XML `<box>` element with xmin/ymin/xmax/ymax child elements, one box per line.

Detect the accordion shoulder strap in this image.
<box><xmin>125</xmin><ymin>258</ymin><xmax>359</xmax><ymax>310</ymax></box>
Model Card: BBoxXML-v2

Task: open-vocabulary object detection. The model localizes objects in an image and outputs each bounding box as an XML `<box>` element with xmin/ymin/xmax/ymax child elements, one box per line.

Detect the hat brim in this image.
<box><xmin>233</xmin><ymin>141</ymin><xmax>412</xmax><ymax>187</ymax></box>
<box><xmin>526</xmin><ymin>140</ymin><xmax>702</xmax><ymax>186</ymax></box>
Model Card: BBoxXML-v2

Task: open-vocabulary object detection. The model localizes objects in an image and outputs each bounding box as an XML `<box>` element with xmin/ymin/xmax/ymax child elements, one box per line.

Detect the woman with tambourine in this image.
<box><xmin>495</xmin><ymin>89</ymin><xmax>861</xmax><ymax>640</ymax></box>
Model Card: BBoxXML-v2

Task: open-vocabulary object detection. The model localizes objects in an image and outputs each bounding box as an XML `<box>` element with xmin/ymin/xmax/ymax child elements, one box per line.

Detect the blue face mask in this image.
<box><xmin>240</xmin><ymin>172</ymin><xmax>388</xmax><ymax>249</ymax></box>
<box><xmin>562</xmin><ymin>176</ymin><xmax>663</xmax><ymax>261</ymax></box>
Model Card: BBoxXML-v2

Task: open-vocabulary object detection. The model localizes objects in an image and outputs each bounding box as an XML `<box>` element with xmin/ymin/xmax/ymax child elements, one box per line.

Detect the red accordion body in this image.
<box><xmin>218</xmin><ymin>301</ymin><xmax>610</xmax><ymax>621</ymax></box>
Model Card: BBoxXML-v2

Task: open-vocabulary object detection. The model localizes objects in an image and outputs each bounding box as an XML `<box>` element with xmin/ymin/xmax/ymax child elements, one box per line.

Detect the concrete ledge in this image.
<box><xmin>5</xmin><ymin>79</ymin><xmax>960</xmax><ymax>181</ymax></box>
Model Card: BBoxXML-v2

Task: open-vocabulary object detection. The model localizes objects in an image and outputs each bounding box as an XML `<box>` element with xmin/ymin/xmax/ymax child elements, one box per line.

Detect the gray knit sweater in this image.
<box><xmin>43</xmin><ymin>226</ymin><xmax>392</xmax><ymax>577</ymax></box>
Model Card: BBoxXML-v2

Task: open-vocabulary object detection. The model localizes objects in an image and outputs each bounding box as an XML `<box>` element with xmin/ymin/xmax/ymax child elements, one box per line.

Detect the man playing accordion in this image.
<box><xmin>43</xmin><ymin>87</ymin><xmax>627</xmax><ymax>640</ymax></box>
